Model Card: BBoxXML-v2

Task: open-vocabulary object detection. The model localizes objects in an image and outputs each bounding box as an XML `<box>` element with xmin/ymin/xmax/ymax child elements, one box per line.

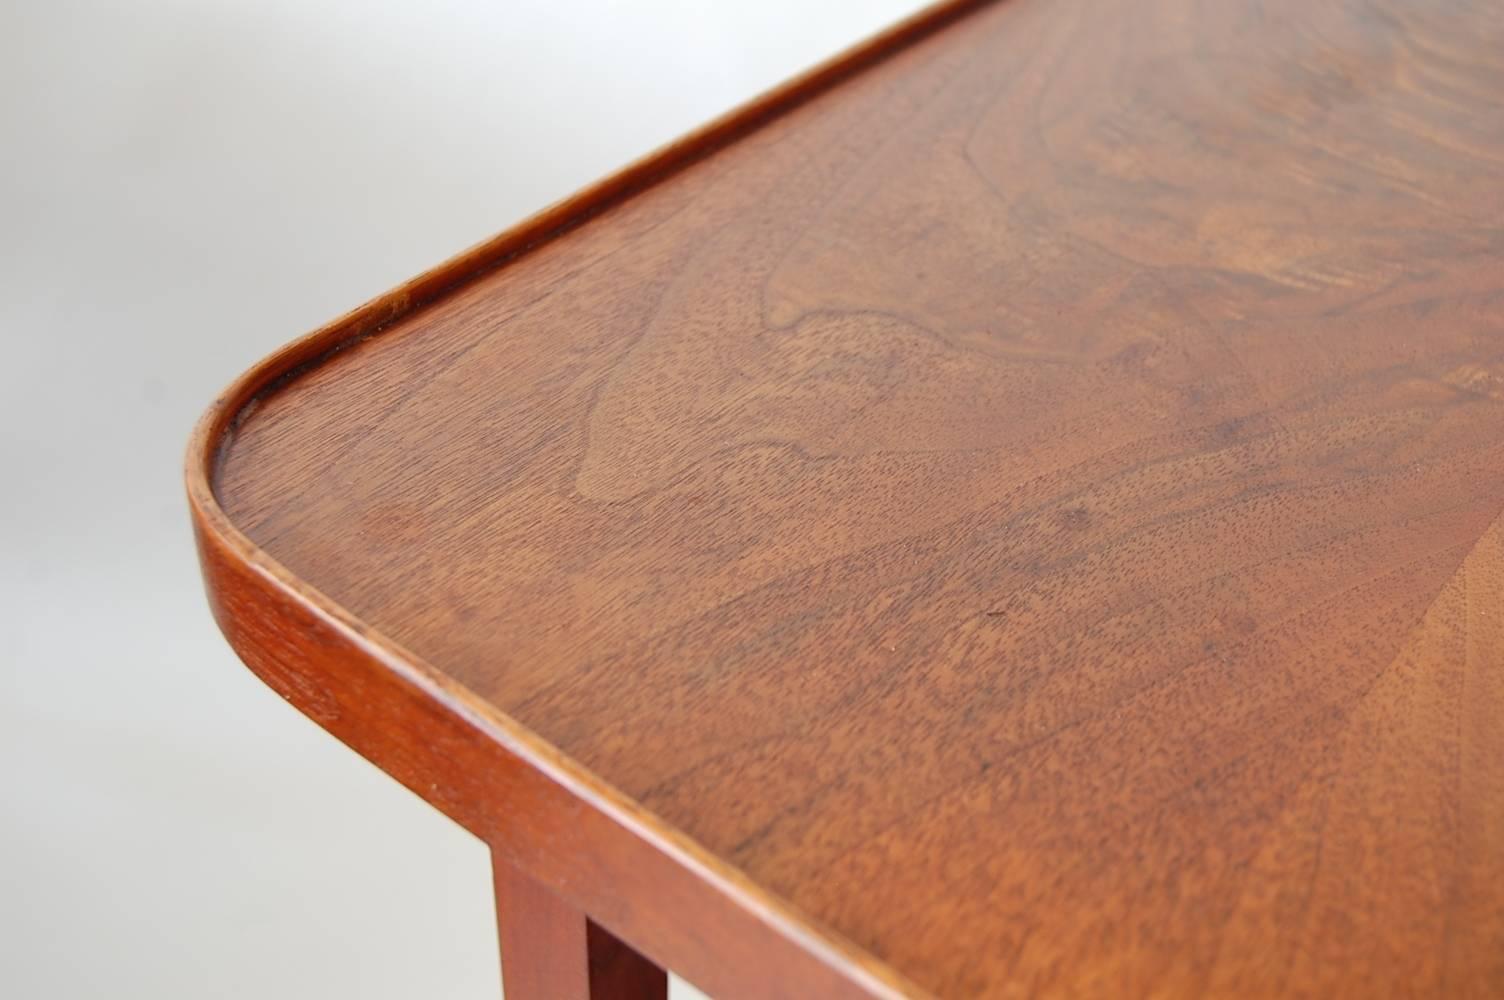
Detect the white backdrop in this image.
<box><xmin>0</xmin><ymin>2</ymin><xmax>924</xmax><ymax>997</ymax></box>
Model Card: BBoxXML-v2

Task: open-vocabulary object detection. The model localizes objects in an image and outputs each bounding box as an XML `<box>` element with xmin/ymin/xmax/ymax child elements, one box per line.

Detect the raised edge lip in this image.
<box><xmin>186</xmin><ymin>488</ymin><xmax>925</xmax><ymax>998</ymax></box>
<box><xmin>182</xmin><ymin>2</ymin><xmax>1004</xmax><ymax>996</ymax></box>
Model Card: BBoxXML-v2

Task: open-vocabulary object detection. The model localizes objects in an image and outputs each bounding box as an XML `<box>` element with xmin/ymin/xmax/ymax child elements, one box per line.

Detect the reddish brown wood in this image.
<box><xmin>190</xmin><ymin>0</ymin><xmax>1504</xmax><ymax>996</ymax></box>
<box><xmin>189</xmin><ymin>509</ymin><xmax>899</xmax><ymax>998</ymax></box>
<box><xmin>494</xmin><ymin>852</ymin><xmax>666</xmax><ymax>1000</ymax></box>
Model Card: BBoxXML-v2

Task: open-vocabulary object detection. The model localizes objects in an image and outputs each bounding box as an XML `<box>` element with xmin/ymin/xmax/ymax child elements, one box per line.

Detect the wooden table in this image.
<box><xmin>189</xmin><ymin>0</ymin><xmax>1504</xmax><ymax>995</ymax></box>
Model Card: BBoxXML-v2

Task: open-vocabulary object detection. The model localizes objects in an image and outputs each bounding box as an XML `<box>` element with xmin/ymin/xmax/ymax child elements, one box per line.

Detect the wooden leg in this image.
<box><xmin>492</xmin><ymin>851</ymin><xmax>667</xmax><ymax>1000</ymax></box>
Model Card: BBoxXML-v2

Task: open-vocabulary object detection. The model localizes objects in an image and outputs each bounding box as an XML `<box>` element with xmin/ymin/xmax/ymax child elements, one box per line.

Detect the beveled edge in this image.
<box><xmin>184</xmin><ymin>2</ymin><xmax>1002</xmax><ymax>996</ymax></box>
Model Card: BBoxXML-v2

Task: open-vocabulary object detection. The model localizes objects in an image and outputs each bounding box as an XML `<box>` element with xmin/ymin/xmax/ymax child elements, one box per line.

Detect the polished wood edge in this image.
<box><xmin>188</xmin><ymin>489</ymin><xmax>924</xmax><ymax>999</ymax></box>
<box><xmin>197</xmin><ymin>0</ymin><xmax>993</xmax><ymax>484</ymax></box>
<box><xmin>185</xmin><ymin>2</ymin><xmax>998</xmax><ymax>996</ymax></box>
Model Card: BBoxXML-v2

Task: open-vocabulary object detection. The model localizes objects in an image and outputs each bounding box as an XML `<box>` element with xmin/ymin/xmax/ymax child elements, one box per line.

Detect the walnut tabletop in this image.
<box><xmin>189</xmin><ymin>0</ymin><xmax>1504</xmax><ymax>996</ymax></box>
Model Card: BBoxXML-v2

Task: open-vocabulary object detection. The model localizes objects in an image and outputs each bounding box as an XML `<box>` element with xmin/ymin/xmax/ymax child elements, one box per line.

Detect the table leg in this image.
<box><xmin>492</xmin><ymin>851</ymin><xmax>668</xmax><ymax>999</ymax></box>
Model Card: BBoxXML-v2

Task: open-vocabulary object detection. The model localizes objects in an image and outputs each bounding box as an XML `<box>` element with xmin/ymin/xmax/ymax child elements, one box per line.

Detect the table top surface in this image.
<box><xmin>199</xmin><ymin>0</ymin><xmax>1504</xmax><ymax>994</ymax></box>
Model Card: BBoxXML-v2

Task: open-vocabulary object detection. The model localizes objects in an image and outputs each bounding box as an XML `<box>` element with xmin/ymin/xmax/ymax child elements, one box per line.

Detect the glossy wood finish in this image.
<box><xmin>191</xmin><ymin>0</ymin><xmax>1504</xmax><ymax>995</ymax></box>
<box><xmin>494</xmin><ymin>853</ymin><xmax>666</xmax><ymax>1000</ymax></box>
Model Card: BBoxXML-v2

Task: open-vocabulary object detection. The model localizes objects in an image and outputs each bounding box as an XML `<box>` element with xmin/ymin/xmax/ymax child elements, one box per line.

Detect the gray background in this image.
<box><xmin>0</xmin><ymin>2</ymin><xmax>923</xmax><ymax>997</ymax></box>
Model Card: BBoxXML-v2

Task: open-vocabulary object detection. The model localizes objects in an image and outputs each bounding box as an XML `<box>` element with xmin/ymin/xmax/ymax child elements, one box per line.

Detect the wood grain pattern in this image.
<box><xmin>191</xmin><ymin>0</ymin><xmax>1504</xmax><ymax>995</ymax></box>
